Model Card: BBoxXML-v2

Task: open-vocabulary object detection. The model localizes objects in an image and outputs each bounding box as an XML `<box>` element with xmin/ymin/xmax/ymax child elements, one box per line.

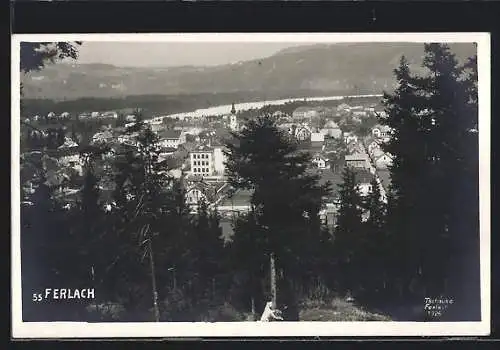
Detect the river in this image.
<box><xmin>152</xmin><ymin>94</ymin><xmax>383</xmax><ymax>121</ymax></box>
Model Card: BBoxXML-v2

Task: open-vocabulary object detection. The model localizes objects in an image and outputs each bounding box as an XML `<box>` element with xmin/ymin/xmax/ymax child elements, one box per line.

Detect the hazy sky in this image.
<box><xmin>76</xmin><ymin>42</ymin><xmax>310</xmax><ymax>68</ymax></box>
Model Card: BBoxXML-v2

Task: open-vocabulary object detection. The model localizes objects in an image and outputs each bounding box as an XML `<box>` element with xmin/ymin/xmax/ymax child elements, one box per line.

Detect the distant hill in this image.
<box><xmin>21</xmin><ymin>42</ymin><xmax>476</xmax><ymax>101</ymax></box>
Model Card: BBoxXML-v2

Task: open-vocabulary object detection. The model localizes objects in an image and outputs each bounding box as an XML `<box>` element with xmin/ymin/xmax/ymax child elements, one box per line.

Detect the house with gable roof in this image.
<box><xmin>159</xmin><ymin>129</ymin><xmax>186</xmax><ymax>149</ymax></box>
<box><xmin>371</xmin><ymin>124</ymin><xmax>392</xmax><ymax>140</ymax></box>
<box><xmin>294</xmin><ymin>124</ymin><xmax>313</xmax><ymax>141</ymax></box>
<box><xmin>375</xmin><ymin>153</ymin><xmax>393</xmax><ymax>169</ymax></box>
<box><xmin>320</xmin><ymin>120</ymin><xmax>342</xmax><ymax>139</ymax></box>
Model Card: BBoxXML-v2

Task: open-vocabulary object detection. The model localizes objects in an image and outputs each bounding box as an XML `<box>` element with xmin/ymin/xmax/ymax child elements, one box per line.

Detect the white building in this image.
<box><xmin>292</xmin><ymin>107</ymin><xmax>319</xmax><ymax>120</ymax></box>
<box><xmin>58</xmin><ymin>137</ymin><xmax>79</xmax><ymax>150</ymax></box>
<box><xmin>366</xmin><ymin>140</ymin><xmax>382</xmax><ymax>155</ymax></box>
<box><xmin>60</xmin><ymin>112</ymin><xmax>70</xmax><ymax>119</ymax></box>
<box><xmin>371</xmin><ymin>125</ymin><xmax>391</xmax><ymax>139</ymax></box>
<box><xmin>102</xmin><ymin>111</ymin><xmax>118</xmax><ymax>119</ymax></box>
<box><xmin>311</xmin><ymin>154</ymin><xmax>329</xmax><ymax>170</ymax></box>
<box><xmin>212</xmin><ymin>146</ymin><xmax>226</xmax><ymax>176</ymax></box>
<box><xmin>372</xmin><ymin>125</ymin><xmax>392</xmax><ymax>143</ymax></box>
<box><xmin>92</xmin><ymin>131</ymin><xmax>113</xmax><ymax>145</ymax></box>
<box><xmin>345</xmin><ymin>153</ymin><xmax>370</xmax><ymax>170</ymax></box>
<box><xmin>229</xmin><ymin>103</ymin><xmax>239</xmax><ymax>131</ymax></box>
<box><xmin>190</xmin><ymin>146</ymin><xmax>214</xmax><ymax>177</ymax></box>
<box><xmin>189</xmin><ymin>145</ymin><xmax>227</xmax><ymax>178</ymax></box>
<box><xmin>310</xmin><ymin>132</ymin><xmax>325</xmax><ymax>143</ymax></box>
<box><xmin>320</xmin><ymin>120</ymin><xmax>342</xmax><ymax>139</ymax></box>
<box><xmin>357</xmin><ymin>182</ymin><xmax>374</xmax><ymax>197</ymax></box>
<box><xmin>343</xmin><ymin>132</ymin><xmax>358</xmax><ymax>144</ymax></box>
<box><xmin>150</xmin><ymin>123</ymin><xmax>163</xmax><ymax>132</ymax></box>
<box><xmin>186</xmin><ymin>185</ymin><xmax>208</xmax><ymax>205</ymax></box>
<box><xmin>375</xmin><ymin>153</ymin><xmax>393</xmax><ymax>169</ymax></box>
<box><xmin>59</xmin><ymin>151</ymin><xmax>83</xmax><ymax>175</ymax></box>
<box><xmin>337</xmin><ymin>103</ymin><xmax>351</xmax><ymax>112</ymax></box>
<box><xmin>294</xmin><ymin>124</ymin><xmax>312</xmax><ymax>141</ymax></box>
<box><xmin>158</xmin><ymin>130</ymin><xmax>186</xmax><ymax>149</ymax></box>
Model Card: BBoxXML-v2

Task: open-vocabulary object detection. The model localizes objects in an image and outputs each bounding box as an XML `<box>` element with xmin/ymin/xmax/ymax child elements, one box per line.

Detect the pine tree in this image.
<box><xmin>333</xmin><ymin>166</ymin><xmax>364</xmax><ymax>295</ymax></box>
<box><xmin>362</xmin><ymin>177</ymin><xmax>387</xmax><ymax>296</ymax></box>
<box><xmin>417</xmin><ymin>44</ymin><xmax>480</xmax><ymax>317</ymax></box>
<box><xmin>228</xmin><ymin>209</ymin><xmax>268</xmax><ymax>314</ymax></box>
<box><xmin>186</xmin><ymin>199</ymin><xmax>225</xmax><ymax>303</ymax></box>
<box><xmin>380</xmin><ymin>55</ymin><xmax>427</xmax><ymax>299</ymax></box>
<box><xmin>381</xmin><ymin>45</ymin><xmax>480</xmax><ymax>318</ymax></box>
<box><xmin>101</xmin><ymin>117</ymin><xmax>176</xmax><ymax>320</ymax></box>
<box><xmin>224</xmin><ymin>114</ymin><xmax>331</xmax><ymax>302</ymax></box>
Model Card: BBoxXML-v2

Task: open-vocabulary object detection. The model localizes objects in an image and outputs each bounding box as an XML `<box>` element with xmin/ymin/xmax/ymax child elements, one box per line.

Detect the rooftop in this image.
<box><xmin>377</xmin><ymin>169</ymin><xmax>392</xmax><ymax>191</ymax></box>
<box><xmin>345</xmin><ymin>153</ymin><xmax>368</xmax><ymax>161</ymax></box>
<box><xmin>160</xmin><ymin>129</ymin><xmax>182</xmax><ymax>139</ymax></box>
<box><xmin>352</xmin><ymin>169</ymin><xmax>375</xmax><ymax>184</ymax></box>
<box><xmin>372</xmin><ymin>124</ymin><xmax>392</xmax><ymax>132</ymax></box>
<box><xmin>160</xmin><ymin>147</ymin><xmax>177</xmax><ymax>153</ymax></box>
<box><xmin>324</xmin><ymin>120</ymin><xmax>340</xmax><ymax>129</ymax></box>
<box><xmin>218</xmin><ymin>189</ymin><xmax>253</xmax><ymax>207</ymax></box>
<box><xmin>190</xmin><ymin>145</ymin><xmax>214</xmax><ymax>153</ymax></box>
<box><xmin>293</xmin><ymin>106</ymin><xmax>319</xmax><ymax>113</ymax></box>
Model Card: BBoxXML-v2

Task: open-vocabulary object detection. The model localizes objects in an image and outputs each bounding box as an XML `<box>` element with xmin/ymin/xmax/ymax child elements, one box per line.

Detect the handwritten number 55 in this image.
<box><xmin>32</xmin><ymin>293</ymin><xmax>42</xmax><ymax>302</ymax></box>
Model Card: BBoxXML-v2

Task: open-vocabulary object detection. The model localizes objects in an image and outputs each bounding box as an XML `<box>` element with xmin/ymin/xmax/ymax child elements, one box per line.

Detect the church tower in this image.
<box><xmin>229</xmin><ymin>102</ymin><xmax>238</xmax><ymax>131</ymax></box>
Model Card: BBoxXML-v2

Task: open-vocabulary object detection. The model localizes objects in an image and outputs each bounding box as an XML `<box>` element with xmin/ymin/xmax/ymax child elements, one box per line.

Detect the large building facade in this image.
<box><xmin>189</xmin><ymin>146</ymin><xmax>227</xmax><ymax>178</ymax></box>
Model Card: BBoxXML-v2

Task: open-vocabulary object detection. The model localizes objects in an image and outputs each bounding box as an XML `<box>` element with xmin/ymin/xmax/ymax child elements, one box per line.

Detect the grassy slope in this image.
<box><xmin>299</xmin><ymin>298</ymin><xmax>391</xmax><ymax>321</ymax></box>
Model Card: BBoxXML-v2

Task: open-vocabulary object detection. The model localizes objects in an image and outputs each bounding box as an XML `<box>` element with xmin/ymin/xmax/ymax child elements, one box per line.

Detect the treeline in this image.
<box><xmin>20</xmin><ymin>111</ymin><xmax>333</xmax><ymax>322</ymax></box>
<box><xmin>20</xmin><ymin>88</ymin><xmax>360</xmax><ymax>119</ymax></box>
<box><xmin>22</xmin><ymin>115</ymin><xmax>231</xmax><ymax>322</ymax></box>
<box><xmin>331</xmin><ymin>44</ymin><xmax>479</xmax><ymax>320</ymax></box>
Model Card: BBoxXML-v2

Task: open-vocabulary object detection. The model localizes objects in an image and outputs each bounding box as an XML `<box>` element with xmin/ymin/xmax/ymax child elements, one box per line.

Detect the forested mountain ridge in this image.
<box><xmin>21</xmin><ymin>42</ymin><xmax>476</xmax><ymax>100</ymax></box>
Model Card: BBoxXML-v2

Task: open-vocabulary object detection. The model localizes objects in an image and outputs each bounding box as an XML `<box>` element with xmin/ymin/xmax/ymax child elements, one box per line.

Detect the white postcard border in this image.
<box><xmin>11</xmin><ymin>32</ymin><xmax>491</xmax><ymax>338</ymax></box>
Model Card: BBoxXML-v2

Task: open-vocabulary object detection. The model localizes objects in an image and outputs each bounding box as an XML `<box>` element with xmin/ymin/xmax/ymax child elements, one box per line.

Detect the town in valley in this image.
<box><xmin>22</xmin><ymin>97</ymin><xmax>392</xmax><ymax>239</ymax></box>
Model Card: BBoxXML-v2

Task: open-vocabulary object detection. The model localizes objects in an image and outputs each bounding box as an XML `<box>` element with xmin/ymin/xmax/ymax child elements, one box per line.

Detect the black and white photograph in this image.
<box><xmin>11</xmin><ymin>33</ymin><xmax>490</xmax><ymax>338</ymax></box>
